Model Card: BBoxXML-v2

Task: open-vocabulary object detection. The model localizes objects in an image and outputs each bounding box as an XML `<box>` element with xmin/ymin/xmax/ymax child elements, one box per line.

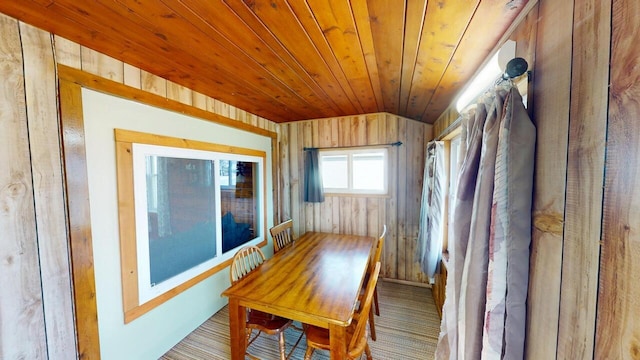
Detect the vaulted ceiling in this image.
<box><xmin>1</xmin><ymin>0</ymin><xmax>530</xmax><ymax>123</ymax></box>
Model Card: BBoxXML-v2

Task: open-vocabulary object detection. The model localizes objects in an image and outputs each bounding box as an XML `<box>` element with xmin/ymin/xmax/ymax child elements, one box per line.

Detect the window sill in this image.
<box><xmin>441</xmin><ymin>251</ymin><xmax>449</xmax><ymax>269</ymax></box>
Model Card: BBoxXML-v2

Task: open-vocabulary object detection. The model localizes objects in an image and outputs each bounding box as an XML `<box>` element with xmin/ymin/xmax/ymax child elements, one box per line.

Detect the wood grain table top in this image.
<box><xmin>222</xmin><ymin>231</ymin><xmax>376</xmax><ymax>328</ymax></box>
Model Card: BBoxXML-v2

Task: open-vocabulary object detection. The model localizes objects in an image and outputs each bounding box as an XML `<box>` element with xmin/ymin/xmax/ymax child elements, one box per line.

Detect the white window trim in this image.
<box><xmin>319</xmin><ymin>147</ymin><xmax>389</xmax><ymax>195</ymax></box>
<box><xmin>132</xmin><ymin>143</ymin><xmax>264</xmax><ymax>304</ymax></box>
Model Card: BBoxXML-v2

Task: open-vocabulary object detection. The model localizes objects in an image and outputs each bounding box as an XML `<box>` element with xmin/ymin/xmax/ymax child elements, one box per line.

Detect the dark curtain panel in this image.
<box><xmin>304</xmin><ymin>149</ymin><xmax>324</xmax><ymax>202</ymax></box>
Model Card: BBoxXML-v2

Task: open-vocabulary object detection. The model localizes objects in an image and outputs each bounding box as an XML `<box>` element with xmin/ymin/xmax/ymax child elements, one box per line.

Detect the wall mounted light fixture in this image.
<box><xmin>455</xmin><ymin>40</ymin><xmax>516</xmax><ymax>113</ymax></box>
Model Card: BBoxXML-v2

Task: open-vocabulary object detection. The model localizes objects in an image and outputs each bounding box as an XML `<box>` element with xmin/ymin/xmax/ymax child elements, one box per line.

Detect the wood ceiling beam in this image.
<box><xmin>366</xmin><ymin>0</ymin><xmax>407</xmax><ymax>114</ymax></box>
<box><xmin>404</xmin><ymin>0</ymin><xmax>480</xmax><ymax>120</ymax></box>
<box><xmin>159</xmin><ymin>0</ymin><xmax>338</xmax><ymax>118</ymax></box>
<box><xmin>350</xmin><ymin>0</ymin><xmax>384</xmax><ymax>113</ymax></box>
<box><xmin>104</xmin><ymin>0</ymin><xmax>317</xmax><ymax>119</ymax></box>
<box><xmin>305</xmin><ymin>0</ymin><xmax>378</xmax><ymax>114</ymax></box>
<box><xmin>399</xmin><ymin>0</ymin><xmax>429</xmax><ymax>118</ymax></box>
<box><xmin>285</xmin><ymin>0</ymin><xmax>367</xmax><ymax>114</ymax></box>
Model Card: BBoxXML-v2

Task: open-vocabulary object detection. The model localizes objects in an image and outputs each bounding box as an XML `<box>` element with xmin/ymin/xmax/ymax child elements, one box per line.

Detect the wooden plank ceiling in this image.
<box><xmin>0</xmin><ymin>0</ymin><xmax>529</xmax><ymax>123</ymax></box>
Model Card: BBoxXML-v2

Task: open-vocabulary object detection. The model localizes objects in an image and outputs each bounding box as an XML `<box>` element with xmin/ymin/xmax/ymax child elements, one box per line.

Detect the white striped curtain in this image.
<box><xmin>417</xmin><ymin>141</ymin><xmax>446</xmax><ymax>282</ymax></box>
<box><xmin>436</xmin><ymin>84</ymin><xmax>535</xmax><ymax>360</ymax></box>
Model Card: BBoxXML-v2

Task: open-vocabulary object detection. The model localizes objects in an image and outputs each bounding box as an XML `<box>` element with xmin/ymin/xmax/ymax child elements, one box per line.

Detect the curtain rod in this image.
<box><xmin>303</xmin><ymin>141</ymin><xmax>402</xmax><ymax>151</ymax></box>
<box><xmin>436</xmin><ymin>116</ymin><xmax>462</xmax><ymax>141</ymax></box>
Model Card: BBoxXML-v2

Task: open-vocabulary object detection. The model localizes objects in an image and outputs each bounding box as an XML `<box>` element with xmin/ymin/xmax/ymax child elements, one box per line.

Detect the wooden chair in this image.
<box><xmin>361</xmin><ymin>225</ymin><xmax>386</xmax><ymax>341</ymax></box>
<box><xmin>270</xmin><ymin>219</ymin><xmax>294</xmax><ymax>253</ymax></box>
<box><xmin>303</xmin><ymin>262</ymin><xmax>381</xmax><ymax>360</ymax></box>
<box><xmin>230</xmin><ymin>246</ymin><xmax>300</xmax><ymax>360</ymax></box>
<box><xmin>372</xmin><ymin>225</ymin><xmax>386</xmax><ymax>316</ymax></box>
<box><xmin>270</xmin><ymin>220</ymin><xmax>309</xmax><ymax>335</ymax></box>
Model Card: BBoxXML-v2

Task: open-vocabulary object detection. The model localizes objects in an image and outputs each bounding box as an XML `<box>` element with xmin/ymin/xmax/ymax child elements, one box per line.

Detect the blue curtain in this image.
<box><xmin>304</xmin><ymin>149</ymin><xmax>324</xmax><ymax>202</ymax></box>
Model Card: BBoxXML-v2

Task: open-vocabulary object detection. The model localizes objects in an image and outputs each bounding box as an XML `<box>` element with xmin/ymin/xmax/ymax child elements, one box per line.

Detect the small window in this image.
<box><xmin>319</xmin><ymin>148</ymin><xmax>388</xmax><ymax>195</ymax></box>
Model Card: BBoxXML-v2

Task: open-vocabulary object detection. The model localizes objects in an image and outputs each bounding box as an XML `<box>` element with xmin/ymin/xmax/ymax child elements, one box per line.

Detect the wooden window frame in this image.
<box><xmin>115</xmin><ymin>129</ymin><xmax>267</xmax><ymax>321</ymax></box>
<box><xmin>57</xmin><ymin>65</ymin><xmax>276</xmax><ymax>356</ymax></box>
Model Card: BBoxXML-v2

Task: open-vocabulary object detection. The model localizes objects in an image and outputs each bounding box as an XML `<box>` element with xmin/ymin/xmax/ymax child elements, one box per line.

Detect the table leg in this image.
<box><xmin>329</xmin><ymin>323</ymin><xmax>347</xmax><ymax>359</ymax></box>
<box><xmin>228</xmin><ymin>298</ymin><xmax>246</xmax><ymax>360</ymax></box>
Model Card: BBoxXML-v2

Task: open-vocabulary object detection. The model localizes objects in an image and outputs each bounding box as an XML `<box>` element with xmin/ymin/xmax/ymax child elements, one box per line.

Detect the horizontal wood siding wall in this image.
<box><xmin>0</xmin><ymin>13</ymin><xmax>279</xmax><ymax>359</ymax></box>
<box><xmin>278</xmin><ymin>113</ymin><xmax>433</xmax><ymax>283</ymax></box>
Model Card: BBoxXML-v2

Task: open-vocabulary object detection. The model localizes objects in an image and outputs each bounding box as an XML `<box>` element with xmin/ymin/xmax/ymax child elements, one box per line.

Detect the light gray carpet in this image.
<box><xmin>160</xmin><ymin>280</ymin><xmax>440</xmax><ymax>359</ymax></box>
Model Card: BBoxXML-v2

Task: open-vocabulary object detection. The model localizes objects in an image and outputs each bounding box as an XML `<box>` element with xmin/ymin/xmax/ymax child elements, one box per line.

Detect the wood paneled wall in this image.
<box><xmin>596</xmin><ymin>0</ymin><xmax>640</xmax><ymax>357</ymax></box>
<box><xmin>523</xmin><ymin>1</ymin><xmax>571</xmax><ymax>358</ymax></box>
<box><xmin>278</xmin><ymin>114</ymin><xmax>433</xmax><ymax>283</ymax></box>
<box><xmin>7</xmin><ymin>0</ymin><xmax>640</xmax><ymax>357</ymax></box>
<box><xmin>432</xmin><ymin>1</ymin><xmax>638</xmax><ymax>358</ymax></box>
<box><xmin>525</xmin><ymin>0</ymin><xmax>611</xmax><ymax>358</ymax></box>
<box><xmin>432</xmin><ymin>106</ymin><xmax>458</xmax><ymax>139</ymax></box>
<box><xmin>0</xmin><ymin>13</ymin><xmax>278</xmax><ymax>359</ymax></box>
<box><xmin>1</xmin><ymin>17</ymin><xmax>51</xmax><ymax>360</ymax></box>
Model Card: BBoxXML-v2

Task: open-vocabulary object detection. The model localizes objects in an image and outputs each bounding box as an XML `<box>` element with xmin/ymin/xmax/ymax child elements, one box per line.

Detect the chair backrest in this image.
<box><xmin>270</xmin><ymin>219</ymin><xmax>294</xmax><ymax>253</ymax></box>
<box><xmin>366</xmin><ymin>225</ymin><xmax>386</xmax><ymax>276</ymax></box>
<box><xmin>230</xmin><ymin>246</ymin><xmax>266</xmax><ymax>284</ymax></box>
<box><xmin>373</xmin><ymin>225</ymin><xmax>386</xmax><ymax>264</ymax></box>
<box><xmin>348</xmin><ymin>262</ymin><xmax>381</xmax><ymax>357</ymax></box>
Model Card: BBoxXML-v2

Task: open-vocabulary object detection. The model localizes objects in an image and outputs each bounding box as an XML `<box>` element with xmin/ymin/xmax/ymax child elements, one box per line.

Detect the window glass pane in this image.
<box><xmin>319</xmin><ymin>149</ymin><xmax>388</xmax><ymax>194</ymax></box>
<box><xmin>321</xmin><ymin>155</ymin><xmax>348</xmax><ymax>188</ymax></box>
<box><xmin>352</xmin><ymin>153</ymin><xmax>385</xmax><ymax>190</ymax></box>
<box><xmin>146</xmin><ymin>156</ymin><xmax>217</xmax><ymax>286</ymax></box>
<box><xmin>128</xmin><ymin>140</ymin><xmax>266</xmax><ymax>307</ymax></box>
<box><xmin>220</xmin><ymin>160</ymin><xmax>257</xmax><ymax>253</ymax></box>
<box><xmin>146</xmin><ymin>156</ymin><xmax>158</xmax><ymax>211</ymax></box>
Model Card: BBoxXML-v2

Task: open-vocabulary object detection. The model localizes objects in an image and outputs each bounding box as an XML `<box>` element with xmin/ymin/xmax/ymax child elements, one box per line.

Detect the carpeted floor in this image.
<box><xmin>160</xmin><ymin>280</ymin><xmax>440</xmax><ymax>359</ymax></box>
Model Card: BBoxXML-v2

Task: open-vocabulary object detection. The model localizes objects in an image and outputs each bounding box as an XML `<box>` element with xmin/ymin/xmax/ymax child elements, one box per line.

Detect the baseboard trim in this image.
<box><xmin>381</xmin><ymin>278</ymin><xmax>432</xmax><ymax>288</ymax></box>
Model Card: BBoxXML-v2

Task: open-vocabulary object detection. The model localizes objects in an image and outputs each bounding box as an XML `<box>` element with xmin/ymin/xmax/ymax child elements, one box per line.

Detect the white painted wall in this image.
<box><xmin>81</xmin><ymin>88</ymin><xmax>274</xmax><ymax>359</ymax></box>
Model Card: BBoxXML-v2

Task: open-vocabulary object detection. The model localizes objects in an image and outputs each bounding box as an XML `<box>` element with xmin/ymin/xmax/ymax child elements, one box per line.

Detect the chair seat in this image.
<box><xmin>303</xmin><ymin>325</ymin><xmax>331</xmax><ymax>349</ymax></box>
<box><xmin>303</xmin><ymin>262</ymin><xmax>379</xmax><ymax>360</ymax></box>
<box><xmin>304</xmin><ymin>323</ymin><xmax>359</xmax><ymax>351</ymax></box>
<box><xmin>230</xmin><ymin>246</ymin><xmax>302</xmax><ymax>360</ymax></box>
<box><xmin>247</xmin><ymin>310</ymin><xmax>292</xmax><ymax>331</ymax></box>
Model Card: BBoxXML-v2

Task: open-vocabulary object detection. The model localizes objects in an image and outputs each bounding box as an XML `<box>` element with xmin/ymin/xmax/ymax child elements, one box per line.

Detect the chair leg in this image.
<box><xmin>369</xmin><ymin>306</ymin><xmax>377</xmax><ymax>341</ymax></box>
<box><xmin>278</xmin><ymin>332</ymin><xmax>287</xmax><ymax>360</ymax></box>
<box><xmin>304</xmin><ymin>346</ymin><xmax>314</xmax><ymax>360</ymax></box>
<box><xmin>286</xmin><ymin>328</ymin><xmax>305</xmax><ymax>360</ymax></box>
<box><xmin>364</xmin><ymin>343</ymin><xmax>372</xmax><ymax>360</ymax></box>
<box><xmin>373</xmin><ymin>287</ymin><xmax>380</xmax><ymax>316</ymax></box>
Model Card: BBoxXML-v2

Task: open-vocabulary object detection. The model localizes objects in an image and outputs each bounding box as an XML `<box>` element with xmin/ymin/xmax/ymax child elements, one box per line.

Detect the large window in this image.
<box><xmin>319</xmin><ymin>148</ymin><xmax>388</xmax><ymax>195</ymax></box>
<box><xmin>116</xmin><ymin>129</ymin><xmax>265</xmax><ymax>320</ymax></box>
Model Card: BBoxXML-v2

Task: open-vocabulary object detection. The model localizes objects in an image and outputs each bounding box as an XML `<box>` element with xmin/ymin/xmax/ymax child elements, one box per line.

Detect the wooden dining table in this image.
<box><xmin>222</xmin><ymin>231</ymin><xmax>376</xmax><ymax>359</ymax></box>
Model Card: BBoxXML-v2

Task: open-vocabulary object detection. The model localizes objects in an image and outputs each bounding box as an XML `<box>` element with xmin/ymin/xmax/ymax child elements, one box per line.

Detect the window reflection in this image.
<box><xmin>146</xmin><ymin>156</ymin><xmax>217</xmax><ymax>286</ymax></box>
<box><xmin>220</xmin><ymin>161</ymin><xmax>258</xmax><ymax>252</ymax></box>
<box><xmin>219</xmin><ymin>160</ymin><xmax>237</xmax><ymax>188</ymax></box>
